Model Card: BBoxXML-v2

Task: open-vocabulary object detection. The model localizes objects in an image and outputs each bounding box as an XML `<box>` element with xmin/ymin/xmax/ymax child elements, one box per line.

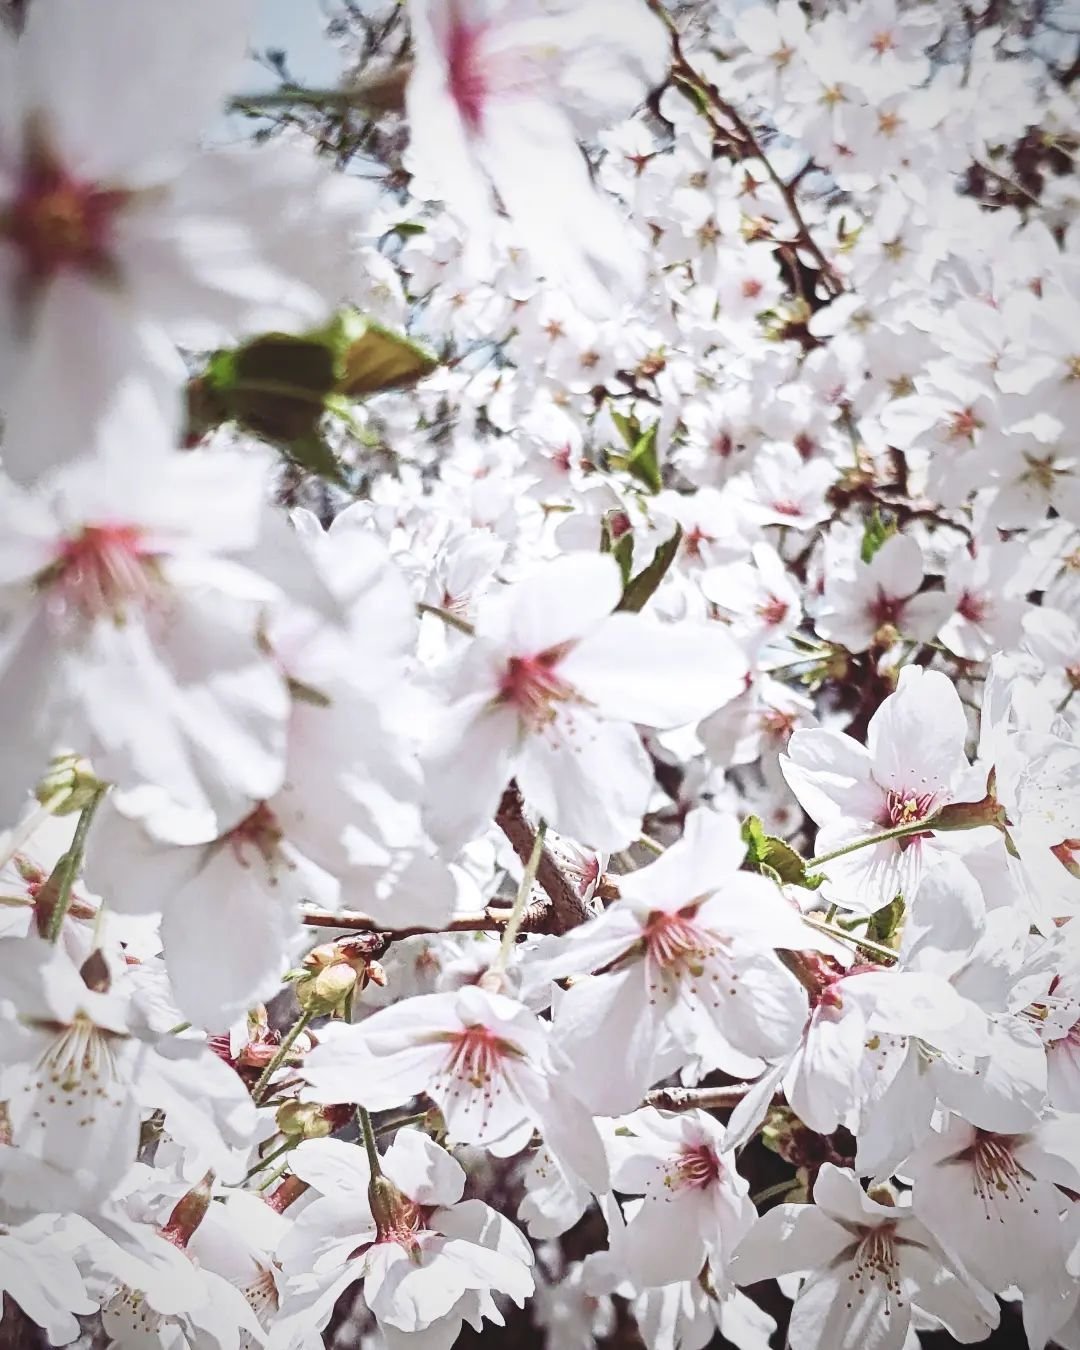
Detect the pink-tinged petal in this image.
<box><xmin>523</xmin><ymin>906</ymin><xmax>645</xmax><ymax>990</ymax></box>
<box><xmin>729</xmin><ymin>1202</ymin><xmax>851</xmax><ymax>1286</ymax></box>
<box><xmin>551</xmin><ymin>968</ymin><xmax>657</xmax><ymax>1116</ymax></box>
<box><xmin>866</xmin><ymin>667</ymin><xmax>969</xmax><ymax>799</ymax></box>
<box><xmin>424</xmin><ymin>698</ymin><xmax>518</xmax><ymax>852</ymax></box>
<box><xmin>478</xmin><ymin>554</ymin><xmax>622</xmax><ymax>656</ymax></box>
<box><xmin>618</xmin><ymin>810</ymin><xmax>745</xmax><ymax>912</ymax></box>
<box><xmin>516</xmin><ymin>707</ymin><xmax>652</xmax><ymax>850</ymax></box>
<box><xmin>20</xmin><ymin>0</ymin><xmax>256</xmax><ymax>181</ymax></box>
<box><xmin>382</xmin><ymin>1128</ymin><xmax>467</xmax><ymax>1209</ymax></box>
<box><xmin>851</xmin><ymin>970</ymin><xmax>970</xmax><ymax>1042</ymax></box>
<box><xmin>286</xmin><ymin>1137</ymin><xmax>372</xmax><ymax>1200</ymax></box>
<box><xmin>870</xmin><ymin>531</ymin><xmax>924</xmax><ymax>597</ymax></box>
<box><xmin>477</xmin><ymin>94</ymin><xmax>647</xmax><ymax>314</ymax></box>
<box><xmin>790</xmin><ymin>1263</ymin><xmax>910</xmax><ymax>1350</ymax></box>
<box><xmin>903</xmin><ymin>589</ymin><xmax>952</xmax><ymax>642</ymax></box>
<box><xmin>528</xmin><ymin>1079</ymin><xmax>609</xmax><ymax>1194</ymax></box>
<box><xmin>814</xmin><ymin>825</ymin><xmax>925</xmax><ymax>914</ymax></box>
<box><xmin>562</xmin><ymin>614</ymin><xmax>748</xmax><ymax>729</ymax></box>
<box><xmin>304</xmin><ymin>1032</ymin><xmax>445</xmax><ymax>1115</ymax></box>
<box><xmin>723</xmin><ymin>1058</ymin><xmax>789</xmax><ymax>1153</ymax></box>
<box><xmin>161</xmin><ymin>846</ymin><xmax>295</xmax><ymax>1029</ymax></box>
<box><xmin>781</xmin><ymin>729</ymin><xmax>878</xmax><ymax>825</ymax></box>
<box><xmin>0</xmin><ymin>605</ymin><xmax>68</xmax><ymax>828</ymax></box>
<box><xmin>1</xmin><ymin>264</ymin><xmax>186</xmax><ymax>488</ymax></box>
<box><xmin>902</xmin><ymin>1246</ymin><xmax>1000</xmax><ymax>1345</ymax></box>
<box><xmin>784</xmin><ymin>1003</ymin><xmax>868</xmax><ymax>1135</ymax></box>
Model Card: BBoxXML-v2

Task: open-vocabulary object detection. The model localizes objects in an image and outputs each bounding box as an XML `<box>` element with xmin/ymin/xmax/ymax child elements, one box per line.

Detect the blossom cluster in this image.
<box><xmin>0</xmin><ymin>1</ymin><xmax>1079</xmax><ymax>1349</ymax></box>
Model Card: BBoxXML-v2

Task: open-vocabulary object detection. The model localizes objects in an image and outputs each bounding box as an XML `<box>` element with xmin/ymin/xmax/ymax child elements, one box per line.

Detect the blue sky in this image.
<box><xmin>245</xmin><ymin>0</ymin><xmax>341</xmax><ymax>91</ymax></box>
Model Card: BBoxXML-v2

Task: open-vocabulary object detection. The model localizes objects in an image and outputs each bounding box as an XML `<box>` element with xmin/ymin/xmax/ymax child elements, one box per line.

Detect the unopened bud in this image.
<box><xmin>36</xmin><ymin>755</ymin><xmax>105</xmax><ymax>815</ymax></box>
<box><xmin>296</xmin><ymin>961</ymin><xmax>358</xmax><ymax>1016</ymax></box>
<box><xmin>159</xmin><ymin>1170</ymin><xmax>214</xmax><ymax>1248</ymax></box>
<box><xmin>276</xmin><ymin>1100</ymin><xmax>334</xmax><ymax>1140</ymax></box>
<box><xmin>293</xmin><ymin>939</ymin><xmax>387</xmax><ymax>1017</ymax></box>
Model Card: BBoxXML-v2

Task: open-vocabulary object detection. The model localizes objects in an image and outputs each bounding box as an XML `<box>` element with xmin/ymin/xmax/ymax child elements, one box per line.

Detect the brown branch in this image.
<box><xmin>299</xmin><ymin>902</ymin><xmax>549</xmax><ymax>942</ymax></box>
<box><xmin>495</xmin><ymin>782</ymin><xmax>591</xmax><ymax>933</ymax></box>
<box><xmin>646</xmin><ymin>0</ymin><xmax>844</xmax><ymax>298</ymax></box>
<box><xmin>645</xmin><ymin>1082</ymin><xmax>777</xmax><ymax>1112</ymax></box>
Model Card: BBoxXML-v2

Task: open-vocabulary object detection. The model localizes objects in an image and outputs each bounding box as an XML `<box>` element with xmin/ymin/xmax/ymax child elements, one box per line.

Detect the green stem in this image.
<box><xmin>803</xmin><ymin>915</ymin><xmax>898</xmax><ymax>963</ymax></box>
<box><xmin>375</xmin><ymin>1109</ymin><xmax>432</xmax><ymax>1137</ymax></box>
<box><xmin>751</xmin><ymin>1178</ymin><xmax>798</xmax><ymax>1207</ymax></box>
<box><xmin>230</xmin><ymin>87</ymin><xmax>355</xmax><ymax>113</ymax></box>
<box><xmin>46</xmin><ymin>786</ymin><xmax>106</xmax><ymax>943</ymax></box>
<box><xmin>636</xmin><ymin>834</ymin><xmax>665</xmax><ymax>856</ymax></box>
<box><xmin>805</xmin><ymin>820</ymin><xmax>932</xmax><ymax>874</ymax></box>
<box><xmin>243</xmin><ymin>1137</ymin><xmax>296</xmax><ymax>1182</ymax></box>
<box><xmin>485</xmin><ymin>820</ymin><xmax>547</xmax><ymax>987</ymax></box>
<box><xmin>357</xmin><ymin>1106</ymin><xmax>383</xmax><ymax>1179</ymax></box>
<box><xmin>251</xmin><ymin>1010</ymin><xmax>314</xmax><ymax>1105</ymax></box>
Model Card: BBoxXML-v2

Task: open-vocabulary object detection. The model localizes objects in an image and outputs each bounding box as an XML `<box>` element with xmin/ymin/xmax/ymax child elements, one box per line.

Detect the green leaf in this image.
<box><xmin>281</xmin><ymin>432</ymin><xmax>348</xmax><ymax>488</ymax></box>
<box><xmin>335</xmin><ymin>315</ymin><xmax>437</xmax><ymax>396</ymax></box>
<box><xmin>610</xmin><ymin>410</ymin><xmax>641</xmax><ymax>452</ymax></box>
<box><xmin>618</xmin><ymin>525</ymin><xmax>683</xmax><ymax>614</ymax></box>
<box><xmin>860</xmin><ymin>507</ymin><xmax>896</xmax><ymax>564</ymax></box>
<box><xmin>741</xmin><ymin>816</ymin><xmax>822</xmax><ymax>889</ymax></box>
<box><xmin>866</xmin><ymin>894</ymin><xmax>904</xmax><ymax>946</ymax></box>
<box><xmin>626</xmin><ymin>423</ymin><xmax>662</xmax><ymax>494</ymax></box>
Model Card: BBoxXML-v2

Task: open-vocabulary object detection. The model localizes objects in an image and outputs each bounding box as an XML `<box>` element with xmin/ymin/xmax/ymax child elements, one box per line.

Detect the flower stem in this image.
<box><xmin>357</xmin><ymin>1106</ymin><xmax>383</xmax><ymax>1179</ymax></box>
<box><xmin>375</xmin><ymin>1109</ymin><xmax>432</xmax><ymax>1137</ymax></box>
<box><xmin>484</xmin><ymin>819</ymin><xmax>547</xmax><ymax>989</ymax></box>
<box><xmin>751</xmin><ymin>1178</ymin><xmax>798</xmax><ymax>1207</ymax></box>
<box><xmin>243</xmin><ymin>1137</ymin><xmax>297</xmax><ymax>1182</ymax></box>
<box><xmin>251</xmin><ymin>1010</ymin><xmax>314</xmax><ymax>1105</ymax></box>
<box><xmin>802</xmin><ymin>915</ymin><xmax>898</xmax><ymax>963</ymax></box>
<box><xmin>805</xmin><ymin>820</ymin><xmax>931</xmax><ymax>873</ymax></box>
<box><xmin>45</xmin><ymin>785</ymin><xmax>106</xmax><ymax>943</ymax></box>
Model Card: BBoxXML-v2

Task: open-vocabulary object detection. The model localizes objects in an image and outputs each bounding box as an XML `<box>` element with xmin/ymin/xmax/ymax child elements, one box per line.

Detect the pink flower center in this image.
<box><xmin>498</xmin><ymin>647</ymin><xmax>580</xmax><ymax>730</ymax></box>
<box><xmin>962</xmin><ymin>1132</ymin><xmax>1033</xmax><ymax>1216</ymax></box>
<box><xmin>868</xmin><ymin>588</ymin><xmax>906</xmax><ymax>628</ymax></box>
<box><xmin>446</xmin><ymin>7</ymin><xmax>490</xmax><ymax>133</ymax></box>
<box><xmin>849</xmin><ymin>1224</ymin><xmax>903</xmax><ymax>1309</ymax></box>
<box><xmin>756</xmin><ymin>594</ymin><xmax>789</xmax><ymax>626</ymax></box>
<box><xmin>669</xmin><ymin>1142</ymin><xmax>723</xmax><ymax>1191</ymax></box>
<box><xmin>439</xmin><ymin>1023</ymin><xmax>517</xmax><ymax>1089</ymax></box>
<box><xmin>771</xmin><ymin>498</ymin><xmax>803</xmax><ymax>517</ymax></box>
<box><xmin>2</xmin><ymin>143</ymin><xmax>126</xmax><ymax>287</ymax></box>
<box><xmin>957</xmin><ymin>589</ymin><xmax>988</xmax><ymax>623</ymax></box>
<box><xmin>882</xmin><ymin>787</ymin><xmax>936</xmax><ymax>829</ymax></box>
<box><xmin>642</xmin><ymin>908</ymin><xmax>739</xmax><ymax>1004</ymax></box>
<box><xmin>227</xmin><ymin>803</ymin><xmax>285</xmax><ymax>870</ymax></box>
<box><xmin>44</xmin><ymin>524</ymin><xmax>153</xmax><ymax>623</ymax></box>
<box><xmin>946</xmin><ymin>407</ymin><xmax>982</xmax><ymax>442</ymax></box>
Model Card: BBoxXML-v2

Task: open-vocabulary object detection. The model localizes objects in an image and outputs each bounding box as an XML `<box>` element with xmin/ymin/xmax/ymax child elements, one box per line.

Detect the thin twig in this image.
<box><xmin>645</xmin><ymin>1082</ymin><xmax>768</xmax><ymax>1112</ymax></box>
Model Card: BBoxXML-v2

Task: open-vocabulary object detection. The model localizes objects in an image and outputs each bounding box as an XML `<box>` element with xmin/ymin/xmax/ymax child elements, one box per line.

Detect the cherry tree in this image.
<box><xmin>0</xmin><ymin>0</ymin><xmax>1078</xmax><ymax>1348</ymax></box>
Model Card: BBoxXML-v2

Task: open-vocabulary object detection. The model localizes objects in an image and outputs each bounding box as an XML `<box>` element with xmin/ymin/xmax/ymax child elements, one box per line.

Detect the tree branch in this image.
<box><xmin>645</xmin><ymin>1082</ymin><xmax>776</xmax><ymax>1111</ymax></box>
<box><xmin>495</xmin><ymin>782</ymin><xmax>591</xmax><ymax>933</ymax></box>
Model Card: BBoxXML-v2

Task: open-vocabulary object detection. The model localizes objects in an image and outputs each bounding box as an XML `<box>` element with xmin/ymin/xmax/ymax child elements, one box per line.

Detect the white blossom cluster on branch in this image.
<box><xmin>0</xmin><ymin>0</ymin><xmax>1079</xmax><ymax>1349</ymax></box>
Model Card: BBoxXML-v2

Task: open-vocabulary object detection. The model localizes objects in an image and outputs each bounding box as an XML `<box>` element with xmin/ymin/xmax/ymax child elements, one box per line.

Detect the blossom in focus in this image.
<box><xmin>424</xmin><ymin>553</ymin><xmax>748</xmax><ymax>851</ymax></box>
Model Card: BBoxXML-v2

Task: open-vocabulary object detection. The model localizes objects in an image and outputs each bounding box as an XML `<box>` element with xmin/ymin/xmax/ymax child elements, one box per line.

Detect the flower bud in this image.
<box><xmin>35</xmin><ymin>754</ymin><xmax>106</xmax><ymax>815</ymax></box>
<box><xmin>276</xmin><ymin>1100</ymin><xmax>335</xmax><ymax>1140</ymax></box>
<box><xmin>159</xmin><ymin>1170</ymin><xmax>214</xmax><ymax>1248</ymax></box>
<box><xmin>293</xmin><ymin>938</ymin><xmax>387</xmax><ymax>1017</ymax></box>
